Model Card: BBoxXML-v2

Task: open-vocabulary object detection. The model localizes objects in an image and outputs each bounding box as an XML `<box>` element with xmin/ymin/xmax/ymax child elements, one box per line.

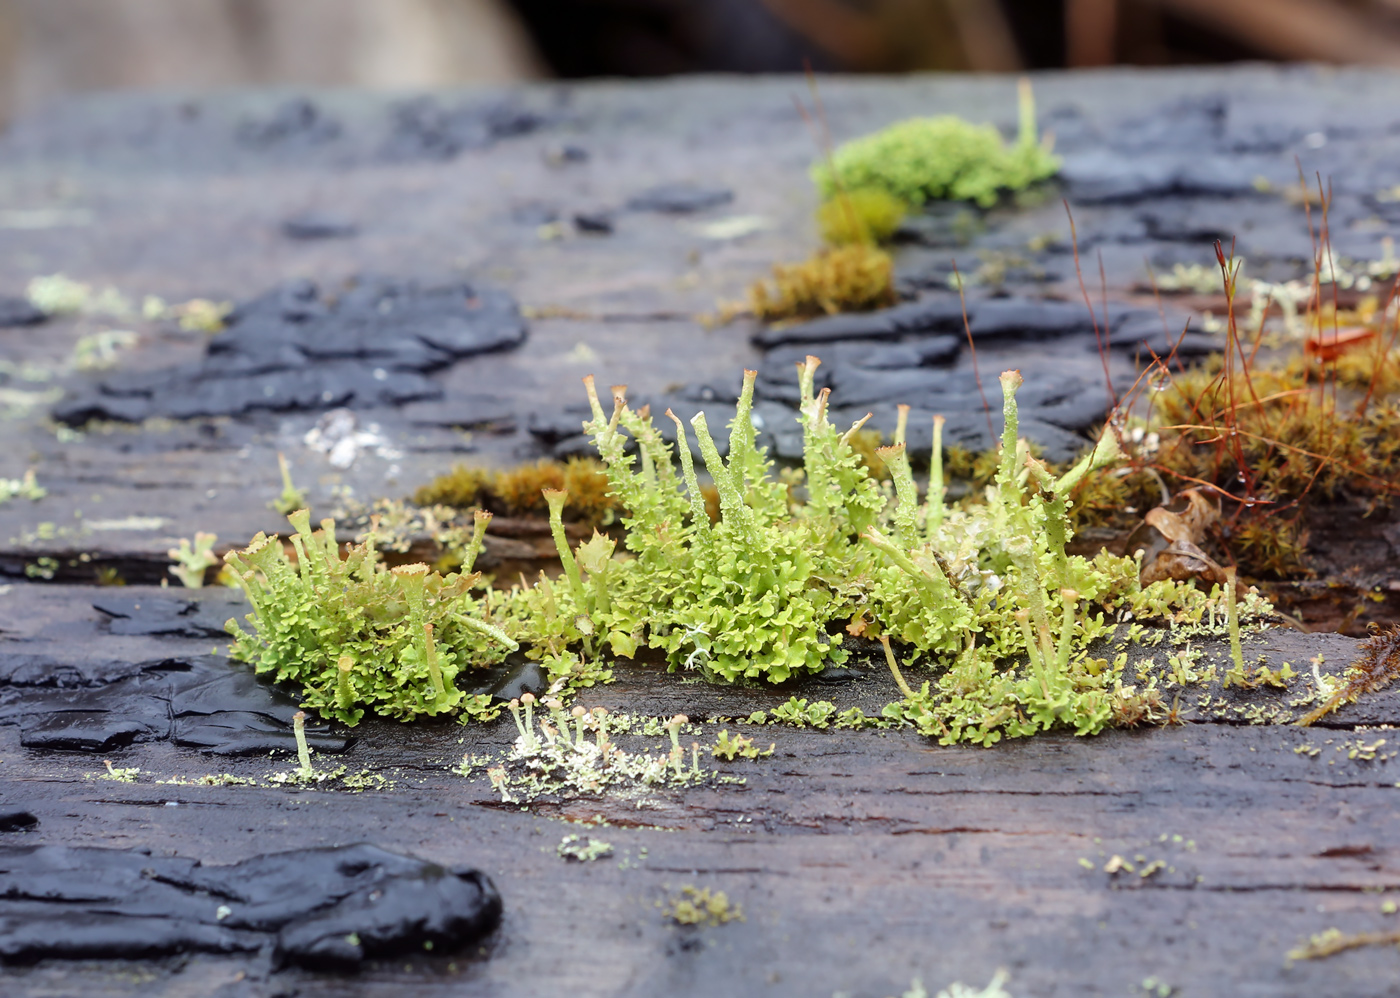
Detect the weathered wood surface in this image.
<box><xmin>3</xmin><ymin>67</ymin><xmax>1400</xmax><ymax>996</ymax></box>
<box><xmin>2</xmin><ymin>585</ymin><xmax>1400</xmax><ymax>996</ymax></box>
<box><xmin>4</xmin><ymin>66</ymin><xmax>1400</xmax><ymax>580</ymax></box>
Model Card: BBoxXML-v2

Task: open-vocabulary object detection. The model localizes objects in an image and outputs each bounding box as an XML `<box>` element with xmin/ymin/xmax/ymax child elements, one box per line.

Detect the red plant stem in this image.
<box><xmin>951</xmin><ymin>256</ymin><xmax>995</xmax><ymax>443</ymax></box>
<box><xmin>1065</xmin><ymin>201</ymin><xmax>1117</xmax><ymax>407</ymax></box>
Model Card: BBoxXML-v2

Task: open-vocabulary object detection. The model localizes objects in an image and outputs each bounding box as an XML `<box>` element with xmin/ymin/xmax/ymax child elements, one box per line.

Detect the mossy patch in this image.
<box><xmin>811</xmin><ymin>83</ymin><xmax>1058</xmax><ymax>209</ymax></box>
<box><xmin>748</xmin><ymin>244</ymin><xmax>895</xmax><ymax>322</ymax></box>
<box><xmin>413</xmin><ymin>456</ymin><xmax>618</xmax><ymax>524</ymax></box>
<box><xmin>817</xmin><ymin>187</ymin><xmax>907</xmax><ymax>246</ymax></box>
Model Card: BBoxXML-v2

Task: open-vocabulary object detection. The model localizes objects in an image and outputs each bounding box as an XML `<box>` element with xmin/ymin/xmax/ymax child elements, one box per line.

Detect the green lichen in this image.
<box><xmin>812</xmin><ymin>83</ymin><xmax>1058</xmax><ymax>208</ymax></box>
<box><xmin>222</xmin><ymin>351</ymin><xmax>1256</xmax><ymax>744</ymax></box>
<box><xmin>662</xmin><ymin>886</ymin><xmax>743</xmax><ymax>927</ymax></box>
<box><xmin>557</xmin><ymin>834</ymin><xmax>613</xmax><ymax>862</ymax></box>
<box><xmin>167</xmin><ymin>531</ymin><xmax>219</xmax><ymax>588</ymax></box>
<box><xmin>767</xmin><ymin>697</ymin><xmax>837</xmax><ymax>729</ymax></box>
<box><xmin>551</xmin><ymin>365</ymin><xmax>877</xmax><ymax>683</ymax></box>
<box><xmin>710</xmin><ymin>729</ymin><xmax>773</xmax><ymax>760</ymax></box>
<box><xmin>269</xmin><ymin>453</ymin><xmax>307</xmax><ymax>515</ymax></box>
<box><xmin>0</xmin><ymin>470</ymin><xmax>45</xmax><ymax>504</ymax></box>
<box><xmin>223</xmin><ymin>508</ymin><xmax>516</xmax><ymax>725</ymax></box>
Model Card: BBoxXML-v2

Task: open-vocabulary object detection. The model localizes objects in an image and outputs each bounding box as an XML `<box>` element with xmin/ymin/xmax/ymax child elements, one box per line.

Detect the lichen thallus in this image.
<box><xmin>224</xmin><ymin>357</ymin><xmax>1259</xmax><ymax>746</ymax></box>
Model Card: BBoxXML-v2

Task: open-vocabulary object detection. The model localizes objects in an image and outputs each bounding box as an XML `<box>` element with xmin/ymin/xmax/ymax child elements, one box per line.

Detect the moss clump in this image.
<box><xmin>816</xmin><ymin>187</ymin><xmax>907</xmax><ymax>246</ymax></box>
<box><xmin>492</xmin><ymin>457</ymin><xmax>615</xmax><ymax>521</ymax></box>
<box><xmin>749</xmin><ymin>244</ymin><xmax>895</xmax><ymax>321</ymax></box>
<box><xmin>411</xmin><ymin>464</ymin><xmax>490</xmax><ymax>508</ymax></box>
<box><xmin>811</xmin><ymin>83</ymin><xmax>1058</xmax><ymax>208</ymax></box>
<box><xmin>1230</xmin><ymin>516</ymin><xmax>1311</xmax><ymax>580</ymax></box>
<box><xmin>1154</xmin><ymin>360</ymin><xmax>1400</xmax><ymax>503</ymax></box>
<box><xmin>412</xmin><ymin>457</ymin><xmax>618</xmax><ymax>523</ymax></box>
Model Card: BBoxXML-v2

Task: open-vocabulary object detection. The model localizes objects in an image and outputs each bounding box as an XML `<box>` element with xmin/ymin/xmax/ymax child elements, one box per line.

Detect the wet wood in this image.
<box><xmin>3</xmin><ymin>67</ymin><xmax>1400</xmax><ymax>995</ymax></box>
<box><xmin>1</xmin><ymin>586</ymin><xmax>1398</xmax><ymax>995</ymax></box>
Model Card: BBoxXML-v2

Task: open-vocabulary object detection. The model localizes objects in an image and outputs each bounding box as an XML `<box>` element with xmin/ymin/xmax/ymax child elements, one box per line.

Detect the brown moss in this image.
<box><xmin>749</xmin><ymin>245</ymin><xmax>895</xmax><ymax>322</ymax></box>
<box><xmin>847</xmin><ymin>428</ymin><xmax>890</xmax><ymax>481</ymax></box>
<box><xmin>412</xmin><ymin>464</ymin><xmax>489</xmax><ymax>508</ymax></box>
<box><xmin>490</xmin><ymin>457</ymin><xmax>616</xmax><ymax>521</ymax></box>
<box><xmin>700</xmin><ymin>484</ymin><xmax>721</xmax><ymax>525</ymax></box>
<box><xmin>411</xmin><ymin>457</ymin><xmax>619</xmax><ymax>524</ymax></box>
<box><xmin>487</xmin><ymin>459</ymin><xmax>566</xmax><ymax>514</ymax></box>
<box><xmin>1153</xmin><ymin>359</ymin><xmax>1400</xmax><ymax>504</ymax></box>
<box><xmin>1231</xmin><ymin>516</ymin><xmax>1311</xmax><ymax>580</ymax></box>
<box><xmin>560</xmin><ymin>456</ymin><xmax>618</xmax><ymax>522</ymax></box>
<box><xmin>1064</xmin><ymin>468</ymin><xmax>1135</xmax><ymax>531</ymax></box>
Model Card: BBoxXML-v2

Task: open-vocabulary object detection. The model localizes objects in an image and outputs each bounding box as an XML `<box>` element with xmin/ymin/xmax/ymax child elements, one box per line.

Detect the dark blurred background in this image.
<box><xmin>2</xmin><ymin>0</ymin><xmax>1399</xmax><ymax>120</ymax></box>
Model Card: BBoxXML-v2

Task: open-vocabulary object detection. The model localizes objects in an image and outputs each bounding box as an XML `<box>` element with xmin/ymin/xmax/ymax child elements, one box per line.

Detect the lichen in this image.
<box><xmin>557</xmin><ymin>834</ymin><xmax>613</xmax><ymax>862</ymax></box>
<box><xmin>223</xmin><ymin>508</ymin><xmax>516</xmax><ymax>725</ymax></box>
<box><xmin>167</xmin><ymin>531</ymin><xmax>219</xmax><ymax>588</ymax></box>
<box><xmin>0</xmin><ymin>470</ymin><xmax>45</xmax><ymax>504</ymax></box>
<box><xmin>661</xmin><ymin>886</ymin><xmax>743</xmax><ymax>927</ymax></box>
<box><xmin>1299</xmin><ymin>623</ymin><xmax>1400</xmax><ymax>725</ymax></box>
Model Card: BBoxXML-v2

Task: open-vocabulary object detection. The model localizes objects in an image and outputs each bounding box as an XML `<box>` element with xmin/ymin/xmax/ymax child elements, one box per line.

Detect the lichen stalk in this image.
<box><xmin>1224</xmin><ymin>567</ymin><xmax>1245</xmax><ymax>672</ymax></box>
<box><xmin>1014</xmin><ymin>609</ymin><xmax>1045</xmax><ymax>674</ymax></box>
<box><xmin>926</xmin><ymin>413</ymin><xmax>946</xmax><ymax>536</ymax></box>
<box><xmin>879</xmin><ymin>634</ymin><xmax>916</xmax><ymax>699</ymax></box>
<box><xmin>691</xmin><ymin>412</ymin><xmax>751</xmax><ymax>532</ymax></box>
<box><xmin>543</xmin><ymin>489</ymin><xmax>586</xmax><ymax>605</ymax></box>
<box><xmin>1055</xmin><ymin>589</ymin><xmax>1079</xmax><ymax>672</ymax></box>
<box><xmin>877</xmin><ymin>443</ymin><xmax>919</xmax><ymax>549</ymax></box>
<box><xmin>460</xmin><ymin>509</ymin><xmax>492</xmax><ymax>573</ymax></box>
<box><xmin>292</xmin><ymin>711</ymin><xmax>313</xmax><ymax>775</ymax></box>
<box><xmin>422</xmin><ymin>623</ymin><xmax>446</xmax><ymax>701</ymax></box>
<box><xmin>335</xmin><ymin>656</ymin><xmax>355</xmax><ymax>712</ymax></box>
<box><xmin>666</xmin><ymin>409</ymin><xmax>712</xmax><ymax>532</ymax></box>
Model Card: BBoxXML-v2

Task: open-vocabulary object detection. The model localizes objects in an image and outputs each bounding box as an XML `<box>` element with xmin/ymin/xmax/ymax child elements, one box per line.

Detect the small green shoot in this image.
<box><xmin>270</xmin><ymin>453</ymin><xmax>307</xmax><ymax>515</ymax></box>
<box><xmin>292</xmin><ymin>711</ymin><xmax>313</xmax><ymax>777</ymax></box>
<box><xmin>0</xmin><ymin>470</ymin><xmax>45</xmax><ymax>504</ymax></box>
<box><xmin>167</xmin><ymin>532</ymin><xmax>219</xmax><ymax>588</ymax></box>
<box><xmin>711</xmin><ymin>729</ymin><xmax>773</xmax><ymax>760</ymax></box>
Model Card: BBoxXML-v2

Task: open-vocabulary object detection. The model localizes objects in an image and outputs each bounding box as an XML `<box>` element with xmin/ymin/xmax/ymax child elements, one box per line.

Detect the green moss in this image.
<box><xmin>811</xmin><ymin>85</ymin><xmax>1058</xmax><ymax>208</ymax></box>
